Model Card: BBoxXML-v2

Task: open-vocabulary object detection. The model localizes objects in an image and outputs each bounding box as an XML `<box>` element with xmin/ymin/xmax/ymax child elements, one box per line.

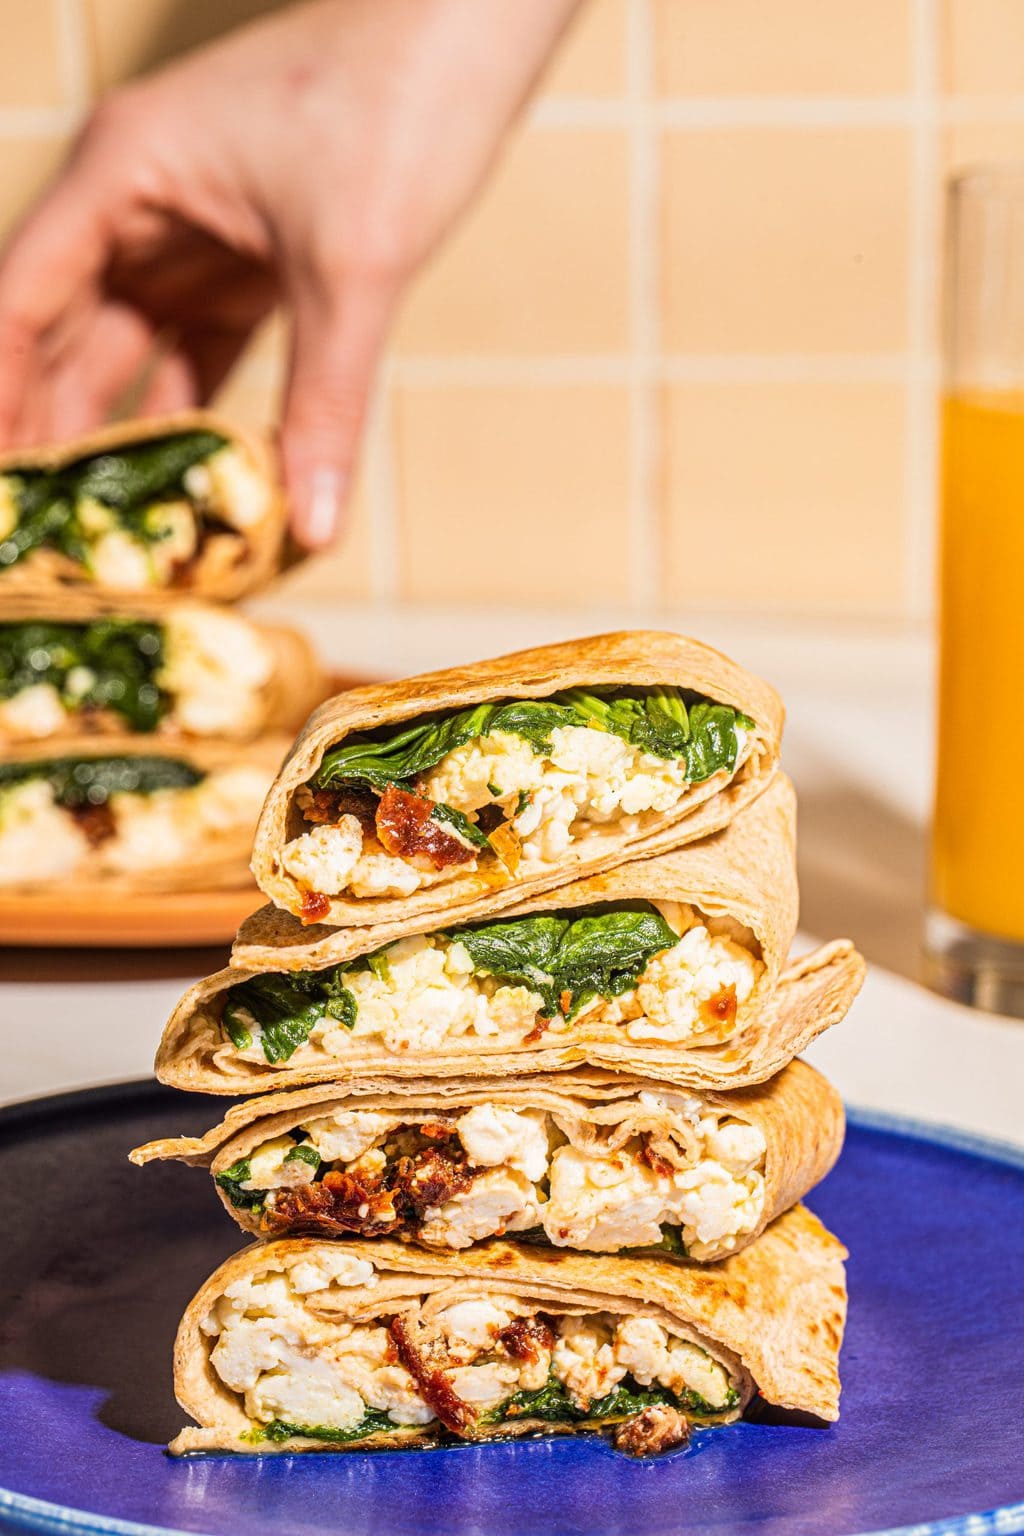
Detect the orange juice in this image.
<box><xmin>933</xmin><ymin>392</ymin><xmax>1024</xmax><ymax>940</ymax></box>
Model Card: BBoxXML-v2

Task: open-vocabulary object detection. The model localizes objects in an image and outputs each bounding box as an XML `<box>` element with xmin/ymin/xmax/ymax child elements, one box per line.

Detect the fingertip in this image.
<box><xmin>290</xmin><ymin>465</ymin><xmax>348</xmax><ymax>551</ymax></box>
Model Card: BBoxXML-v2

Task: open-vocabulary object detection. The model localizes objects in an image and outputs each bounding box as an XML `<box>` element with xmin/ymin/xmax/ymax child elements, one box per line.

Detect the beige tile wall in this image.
<box><xmin>1</xmin><ymin>0</ymin><xmax>1022</xmax><ymax>617</ymax></box>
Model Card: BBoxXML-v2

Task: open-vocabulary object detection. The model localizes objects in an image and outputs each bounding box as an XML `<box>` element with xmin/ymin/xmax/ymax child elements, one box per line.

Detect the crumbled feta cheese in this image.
<box><xmin>0</xmin><ymin>780</ymin><xmax>90</xmax><ymax>884</ymax></box>
<box><xmin>281</xmin><ymin>815</ymin><xmax>363</xmax><ymax>894</ymax></box>
<box><xmin>552</xmin><ymin>1315</ymin><xmax>626</xmax><ymax>1406</ymax></box>
<box><xmin>161</xmin><ymin>606</ymin><xmax>274</xmax><ymax>736</ymax></box>
<box><xmin>456</xmin><ymin>1105</ymin><xmax>549</xmax><ymax>1179</ymax></box>
<box><xmin>85</xmin><ymin>527</ymin><xmax>154</xmax><ymax>588</ymax></box>
<box><xmin>242</xmin><ymin>1135</ymin><xmax>317</xmax><ymax>1192</ymax></box>
<box><xmin>206</xmin><ymin>1259</ymin><xmax>427</xmax><ymax>1434</ymax></box>
<box><xmin>631</xmin><ymin>924</ymin><xmax>760</xmax><ymax>1044</ymax></box>
<box><xmin>544</xmin><ymin>1118</ymin><xmax>766</xmax><ymax>1259</ymax></box>
<box><xmin>303</xmin><ymin>1110</ymin><xmax>399</xmax><ymax>1163</ymax></box>
<box><xmin>100</xmin><ymin>789</ymin><xmax>189</xmax><ymax>872</ymax></box>
<box><xmin>0</xmin><ymin>683</ymin><xmax>67</xmax><ymax>740</ymax></box>
<box><xmin>419</xmin><ymin>1167</ymin><xmax>541</xmax><ymax>1249</ymax></box>
<box><xmin>144</xmin><ymin>500</ymin><xmax>198</xmax><ymax>582</ymax></box>
<box><xmin>437</xmin><ymin>1299</ymin><xmax>516</xmax><ymax>1352</ymax></box>
<box><xmin>287</xmin><ymin>1251</ymin><xmax>376</xmax><ymax>1294</ymax></box>
<box><xmin>187</xmin><ymin>446</ymin><xmax>271</xmax><ymax>530</ymax></box>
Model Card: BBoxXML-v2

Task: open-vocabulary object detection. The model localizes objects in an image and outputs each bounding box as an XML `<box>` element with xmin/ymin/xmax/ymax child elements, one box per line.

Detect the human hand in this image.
<box><xmin>0</xmin><ymin>0</ymin><xmax>581</xmax><ymax>547</ymax></box>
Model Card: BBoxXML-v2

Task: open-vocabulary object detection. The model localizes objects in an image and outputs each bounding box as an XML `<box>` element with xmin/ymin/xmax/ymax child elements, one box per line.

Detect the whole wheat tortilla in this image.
<box><xmin>169</xmin><ymin>1203</ymin><xmax>847</xmax><ymax>1453</ymax></box>
<box><xmin>0</xmin><ymin>592</ymin><xmax>324</xmax><ymax>743</ymax></box>
<box><xmin>156</xmin><ymin>777</ymin><xmax>853</xmax><ymax>1094</ymax></box>
<box><xmin>132</xmin><ymin>1057</ymin><xmax>844</xmax><ymax>1264</ymax></box>
<box><xmin>0</xmin><ymin>410</ymin><xmax>289</xmax><ymax>601</ymax></box>
<box><xmin>251</xmin><ymin>629</ymin><xmax>784</xmax><ymax>929</ymax></box>
<box><xmin>0</xmin><ymin>732</ymin><xmax>289</xmax><ymax>893</ymax></box>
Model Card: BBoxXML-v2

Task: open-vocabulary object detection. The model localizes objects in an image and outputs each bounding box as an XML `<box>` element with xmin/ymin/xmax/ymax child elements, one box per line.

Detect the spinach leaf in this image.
<box><xmin>551</xmin><ymin>908</ymin><xmax>679</xmax><ymax>1018</ymax></box>
<box><xmin>625</xmin><ymin>1224</ymin><xmax>688</xmax><ymax>1258</ymax></box>
<box><xmin>283</xmin><ymin>1144</ymin><xmax>321</xmax><ymax>1171</ymax></box>
<box><xmin>222</xmin><ymin>1000</ymin><xmax>254</xmax><ymax>1051</ymax></box>
<box><xmin>223</xmin><ymin>965</ymin><xmax>359</xmax><ymax>1061</ymax></box>
<box><xmin>315</xmin><ymin>703</ymin><xmax>494</xmax><ymax>791</ymax></box>
<box><xmin>262</xmin><ymin>1409</ymin><xmax>397</xmax><ymax>1443</ymax></box>
<box><xmin>432</xmin><ymin>801</ymin><xmax>491</xmax><ymax>849</ymax></box>
<box><xmin>214</xmin><ymin>1159</ymin><xmax>265</xmax><ymax>1212</ymax></box>
<box><xmin>71</xmin><ymin>431</ymin><xmax>226</xmax><ymax>512</ymax></box>
<box><xmin>0</xmin><ymin>433</ymin><xmax>226</xmax><ymax>572</ymax></box>
<box><xmin>491</xmin><ymin>1375</ymin><xmax>580</xmax><ymax>1424</ymax></box>
<box><xmin>227</xmin><ymin>974</ymin><xmax>326</xmax><ymax>1065</ymax></box>
<box><xmin>0</xmin><ymin>479</ymin><xmax>77</xmax><ymax>568</ymax></box>
<box><xmin>453</xmin><ymin>915</ymin><xmax>568</xmax><ymax>1007</ymax></box>
<box><xmin>491</xmin><ymin>1372</ymin><xmax>730</xmax><ymax>1427</ymax></box>
<box><xmin>313</xmin><ymin>685</ymin><xmax>752</xmax><ymax>797</ymax></box>
<box><xmin>0</xmin><ymin>754</ymin><xmax>202</xmax><ymax>808</ymax></box>
<box><xmin>451</xmin><ymin>905</ymin><xmax>677</xmax><ymax>1018</ymax></box>
<box><xmin>0</xmin><ymin>619</ymin><xmax>166</xmax><ymax>732</ymax></box>
<box><xmin>484</xmin><ymin>699</ymin><xmax>581</xmax><ymax>753</ymax></box>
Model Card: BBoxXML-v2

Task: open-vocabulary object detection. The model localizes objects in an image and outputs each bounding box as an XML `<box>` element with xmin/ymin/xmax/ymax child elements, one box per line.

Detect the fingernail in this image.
<box><xmin>300</xmin><ymin>466</ymin><xmax>346</xmax><ymax>548</ymax></box>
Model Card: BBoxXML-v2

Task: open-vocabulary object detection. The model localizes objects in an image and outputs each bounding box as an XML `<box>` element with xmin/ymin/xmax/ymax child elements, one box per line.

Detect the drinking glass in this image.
<box><xmin>927</xmin><ymin>167</ymin><xmax>1024</xmax><ymax>1014</ymax></box>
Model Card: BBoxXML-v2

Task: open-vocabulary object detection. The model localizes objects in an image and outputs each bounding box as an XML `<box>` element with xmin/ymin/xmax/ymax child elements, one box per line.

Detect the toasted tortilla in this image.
<box><xmin>0</xmin><ymin>733</ymin><xmax>289</xmax><ymax>893</ymax></box>
<box><xmin>169</xmin><ymin>1203</ymin><xmax>847</xmax><ymax>1453</ymax></box>
<box><xmin>251</xmin><ymin>629</ymin><xmax>784</xmax><ymax>929</ymax></box>
<box><xmin>0</xmin><ymin>592</ymin><xmax>325</xmax><ymax>744</ymax></box>
<box><xmin>132</xmin><ymin>1057</ymin><xmax>845</xmax><ymax>1265</ymax></box>
<box><xmin>155</xmin><ymin>777</ymin><xmax>857</xmax><ymax>1094</ymax></box>
<box><xmin>0</xmin><ymin>410</ymin><xmax>288</xmax><ymax>601</ymax></box>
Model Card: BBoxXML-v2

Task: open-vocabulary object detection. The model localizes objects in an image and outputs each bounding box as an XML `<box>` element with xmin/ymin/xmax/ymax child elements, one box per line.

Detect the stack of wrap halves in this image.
<box><xmin>135</xmin><ymin>630</ymin><xmax>865</xmax><ymax>1460</ymax></box>
<box><xmin>0</xmin><ymin>413</ymin><xmax>325</xmax><ymax>898</ymax></box>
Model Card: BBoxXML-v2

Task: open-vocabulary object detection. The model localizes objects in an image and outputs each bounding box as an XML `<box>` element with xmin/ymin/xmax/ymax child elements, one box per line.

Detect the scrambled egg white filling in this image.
<box><xmin>0</xmin><ymin>607</ymin><xmax>274</xmax><ymax>742</ymax></box>
<box><xmin>228</xmin><ymin>906</ymin><xmax>761</xmax><ymax>1070</ymax></box>
<box><xmin>281</xmin><ymin>722</ymin><xmax>750</xmax><ymax>899</ymax></box>
<box><xmin>203</xmin><ymin>1260</ymin><xmax>735</xmax><ymax>1436</ymax></box>
<box><xmin>0</xmin><ymin>764</ymin><xmax>271</xmax><ymax>885</ymax></box>
<box><xmin>239</xmin><ymin>1096</ymin><xmax>767</xmax><ymax>1260</ymax></box>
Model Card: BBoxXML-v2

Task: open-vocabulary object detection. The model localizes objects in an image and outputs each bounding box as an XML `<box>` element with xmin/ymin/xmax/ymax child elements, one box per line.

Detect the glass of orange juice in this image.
<box><xmin>928</xmin><ymin>167</ymin><xmax>1024</xmax><ymax>1013</ymax></box>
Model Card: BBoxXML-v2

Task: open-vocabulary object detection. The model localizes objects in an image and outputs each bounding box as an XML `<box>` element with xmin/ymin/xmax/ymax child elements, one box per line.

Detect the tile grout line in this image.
<box><xmin>625</xmin><ymin>0</ymin><xmax>660</xmax><ymax>613</ymax></box>
<box><xmin>905</xmin><ymin>0</ymin><xmax>942</xmax><ymax>624</ymax></box>
<box><xmin>52</xmin><ymin>0</ymin><xmax>92</xmax><ymax>114</ymax></box>
<box><xmin>365</xmin><ymin>360</ymin><xmax>401</xmax><ymax>602</ymax></box>
<box><xmin>387</xmin><ymin>354</ymin><xmax>913</xmax><ymax>386</ymax></box>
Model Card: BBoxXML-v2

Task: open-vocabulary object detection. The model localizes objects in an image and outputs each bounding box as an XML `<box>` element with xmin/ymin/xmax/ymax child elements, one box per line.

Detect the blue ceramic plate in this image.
<box><xmin>1</xmin><ymin>1080</ymin><xmax>1021</xmax><ymax>1536</ymax></box>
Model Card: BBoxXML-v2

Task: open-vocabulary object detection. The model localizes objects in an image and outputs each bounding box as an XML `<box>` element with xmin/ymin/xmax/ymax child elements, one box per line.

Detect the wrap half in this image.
<box><xmin>0</xmin><ymin>734</ymin><xmax>288</xmax><ymax>892</ymax></box>
<box><xmin>251</xmin><ymin>629</ymin><xmax>783</xmax><ymax>929</ymax></box>
<box><xmin>0</xmin><ymin>593</ymin><xmax>324</xmax><ymax>745</ymax></box>
<box><xmin>0</xmin><ymin>410</ymin><xmax>286</xmax><ymax>601</ymax></box>
<box><xmin>170</xmin><ymin>1204</ymin><xmax>847</xmax><ymax>1456</ymax></box>
<box><xmin>132</xmin><ymin>1058</ymin><xmax>844</xmax><ymax>1265</ymax></box>
<box><xmin>154</xmin><ymin>777</ymin><xmax>864</xmax><ymax>1092</ymax></box>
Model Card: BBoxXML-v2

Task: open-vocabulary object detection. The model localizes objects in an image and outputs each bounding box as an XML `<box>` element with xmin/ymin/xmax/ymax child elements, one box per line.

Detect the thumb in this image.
<box><xmin>281</xmin><ymin>266</ymin><xmax>399</xmax><ymax>550</ymax></box>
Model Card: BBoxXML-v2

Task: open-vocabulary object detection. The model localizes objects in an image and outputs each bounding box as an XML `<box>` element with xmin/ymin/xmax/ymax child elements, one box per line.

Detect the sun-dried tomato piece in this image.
<box><xmin>299</xmin><ymin>890</ymin><xmax>331</xmax><ymax>924</ymax></box>
<box><xmin>265</xmin><ymin>1169</ymin><xmax>401</xmax><ymax>1237</ymax></box>
<box><xmin>303</xmin><ymin>784</ymin><xmax>378</xmax><ymax>833</ymax></box>
<box><xmin>612</xmin><ymin>1404</ymin><xmax>691</xmax><ymax>1457</ymax></box>
<box><xmin>69</xmin><ymin>802</ymin><xmax>117</xmax><ymax>848</ymax></box>
<box><xmin>388</xmin><ymin>1315</ymin><xmax>475</xmax><ymax>1435</ymax></box>
<box><xmin>698</xmin><ymin>983</ymin><xmax>738</xmax><ymax>1035</ymax></box>
<box><xmin>495</xmin><ymin>1316</ymin><xmax>555</xmax><ymax>1364</ymax></box>
<box><xmin>636</xmin><ymin>1139</ymin><xmax>675</xmax><ymax>1179</ymax></box>
<box><xmin>393</xmin><ymin>1144</ymin><xmax>474</xmax><ymax>1216</ymax></box>
<box><xmin>375</xmin><ymin>784</ymin><xmax>478</xmax><ymax>870</ymax></box>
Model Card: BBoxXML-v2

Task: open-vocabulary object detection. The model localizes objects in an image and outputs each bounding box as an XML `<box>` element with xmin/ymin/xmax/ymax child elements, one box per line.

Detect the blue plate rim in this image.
<box><xmin>1</xmin><ymin>1083</ymin><xmax>1022</xmax><ymax>1536</ymax></box>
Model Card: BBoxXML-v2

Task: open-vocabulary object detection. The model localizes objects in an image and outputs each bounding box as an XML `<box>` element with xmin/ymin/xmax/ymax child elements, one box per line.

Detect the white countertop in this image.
<box><xmin>5</xmin><ymin>599</ymin><xmax>1023</xmax><ymax>1149</ymax></box>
